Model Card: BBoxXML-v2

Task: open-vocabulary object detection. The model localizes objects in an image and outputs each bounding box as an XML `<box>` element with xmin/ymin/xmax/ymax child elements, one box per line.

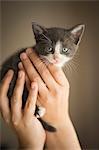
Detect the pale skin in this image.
<box><xmin>0</xmin><ymin>70</ymin><xmax>46</xmax><ymax>150</ymax></box>
<box><xmin>0</xmin><ymin>48</ymin><xmax>81</xmax><ymax>150</ymax></box>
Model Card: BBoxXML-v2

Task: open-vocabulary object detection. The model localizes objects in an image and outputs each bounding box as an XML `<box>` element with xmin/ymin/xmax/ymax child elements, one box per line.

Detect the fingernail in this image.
<box><xmin>26</xmin><ymin>48</ymin><xmax>32</xmax><ymax>54</ymax></box>
<box><xmin>18</xmin><ymin>71</ymin><xmax>24</xmax><ymax>78</ymax></box>
<box><xmin>18</xmin><ymin>62</ymin><xmax>23</xmax><ymax>69</ymax></box>
<box><xmin>7</xmin><ymin>69</ymin><xmax>13</xmax><ymax>76</ymax></box>
<box><xmin>20</xmin><ymin>53</ymin><xmax>27</xmax><ymax>60</ymax></box>
<box><xmin>31</xmin><ymin>82</ymin><xmax>37</xmax><ymax>90</ymax></box>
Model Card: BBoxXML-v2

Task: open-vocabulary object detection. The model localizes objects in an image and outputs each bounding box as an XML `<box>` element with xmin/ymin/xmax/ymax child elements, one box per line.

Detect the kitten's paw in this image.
<box><xmin>36</xmin><ymin>106</ymin><xmax>46</xmax><ymax>118</ymax></box>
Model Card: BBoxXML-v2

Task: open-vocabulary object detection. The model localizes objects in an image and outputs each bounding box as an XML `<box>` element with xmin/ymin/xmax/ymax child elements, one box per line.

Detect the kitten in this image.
<box><xmin>33</xmin><ymin>22</ymin><xmax>85</xmax><ymax>67</ymax></box>
<box><xmin>0</xmin><ymin>22</ymin><xmax>85</xmax><ymax>132</ymax></box>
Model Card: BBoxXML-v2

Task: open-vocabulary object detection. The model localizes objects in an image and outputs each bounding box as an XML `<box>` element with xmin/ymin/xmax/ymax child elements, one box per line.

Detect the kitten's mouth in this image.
<box><xmin>40</xmin><ymin>55</ymin><xmax>61</xmax><ymax>66</ymax></box>
<box><xmin>51</xmin><ymin>59</ymin><xmax>60</xmax><ymax>64</ymax></box>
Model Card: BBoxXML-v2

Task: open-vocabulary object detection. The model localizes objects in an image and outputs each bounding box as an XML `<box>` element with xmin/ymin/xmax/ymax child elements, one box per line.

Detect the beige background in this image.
<box><xmin>0</xmin><ymin>1</ymin><xmax>99</xmax><ymax>149</ymax></box>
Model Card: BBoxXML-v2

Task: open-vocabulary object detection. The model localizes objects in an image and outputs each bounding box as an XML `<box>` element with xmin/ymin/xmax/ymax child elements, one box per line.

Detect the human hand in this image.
<box><xmin>20</xmin><ymin>48</ymin><xmax>70</xmax><ymax>130</ymax></box>
<box><xmin>0</xmin><ymin>70</ymin><xmax>46</xmax><ymax>150</ymax></box>
<box><xmin>20</xmin><ymin>48</ymin><xmax>81</xmax><ymax>150</ymax></box>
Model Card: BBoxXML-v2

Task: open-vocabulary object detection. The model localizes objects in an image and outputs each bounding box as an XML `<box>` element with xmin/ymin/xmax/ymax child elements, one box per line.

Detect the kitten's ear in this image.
<box><xmin>32</xmin><ymin>22</ymin><xmax>47</xmax><ymax>38</ymax></box>
<box><xmin>70</xmin><ymin>24</ymin><xmax>85</xmax><ymax>45</ymax></box>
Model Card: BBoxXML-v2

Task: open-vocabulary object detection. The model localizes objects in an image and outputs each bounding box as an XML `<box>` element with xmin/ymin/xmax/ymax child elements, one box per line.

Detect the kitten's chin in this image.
<box><xmin>49</xmin><ymin>58</ymin><xmax>67</xmax><ymax>67</ymax></box>
<box><xmin>48</xmin><ymin>60</ymin><xmax>64</xmax><ymax>67</ymax></box>
<box><xmin>54</xmin><ymin>63</ymin><xmax>64</xmax><ymax>67</ymax></box>
<box><xmin>47</xmin><ymin>60</ymin><xmax>65</xmax><ymax>67</ymax></box>
<box><xmin>40</xmin><ymin>55</ymin><xmax>66</xmax><ymax>67</ymax></box>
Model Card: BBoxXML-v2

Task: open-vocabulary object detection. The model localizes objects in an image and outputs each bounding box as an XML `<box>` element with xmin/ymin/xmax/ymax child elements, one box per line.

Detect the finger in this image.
<box><xmin>48</xmin><ymin>63</ymin><xmax>67</xmax><ymax>86</ymax></box>
<box><xmin>25</xmin><ymin>74</ymin><xmax>30</xmax><ymax>91</ymax></box>
<box><xmin>0</xmin><ymin>70</ymin><xmax>14</xmax><ymax>123</ymax></box>
<box><xmin>0</xmin><ymin>70</ymin><xmax>14</xmax><ymax>98</ymax></box>
<box><xmin>11</xmin><ymin>70</ymin><xmax>25</xmax><ymax>125</ymax></box>
<box><xmin>24</xmin><ymin>82</ymin><xmax>38</xmax><ymax>117</ymax></box>
<box><xmin>20</xmin><ymin>51</ymin><xmax>48</xmax><ymax>97</ymax></box>
<box><xmin>18</xmin><ymin>62</ymin><xmax>30</xmax><ymax>90</ymax></box>
<box><xmin>18</xmin><ymin>62</ymin><xmax>24</xmax><ymax>70</ymax></box>
<box><xmin>26</xmin><ymin>48</ymin><xmax>57</xmax><ymax>90</ymax></box>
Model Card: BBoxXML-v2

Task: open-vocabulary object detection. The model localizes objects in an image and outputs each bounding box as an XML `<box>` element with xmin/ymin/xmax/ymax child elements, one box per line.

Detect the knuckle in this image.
<box><xmin>12</xmin><ymin>94</ymin><xmax>17</xmax><ymax>103</ymax></box>
<box><xmin>23</xmin><ymin>120</ymin><xmax>29</xmax><ymax>127</ymax></box>
<box><xmin>33</xmin><ymin>76</ymin><xmax>40</xmax><ymax>82</ymax></box>
<box><xmin>23</xmin><ymin>115</ymin><xmax>33</xmax><ymax>127</ymax></box>
<box><xmin>12</xmin><ymin>115</ymin><xmax>18</xmax><ymax>126</ymax></box>
<box><xmin>11</xmin><ymin>95</ymin><xmax>21</xmax><ymax>107</ymax></box>
<box><xmin>53</xmin><ymin>87</ymin><xmax>59</xmax><ymax>96</ymax></box>
<box><xmin>12</xmin><ymin>115</ymin><xmax>19</xmax><ymax>126</ymax></box>
<box><xmin>2</xmin><ymin>113</ymin><xmax>10</xmax><ymax>124</ymax></box>
<box><xmin>11</xmin><ymin>97</ymin><xmax>21</xmax><ymax>111</ymax></box>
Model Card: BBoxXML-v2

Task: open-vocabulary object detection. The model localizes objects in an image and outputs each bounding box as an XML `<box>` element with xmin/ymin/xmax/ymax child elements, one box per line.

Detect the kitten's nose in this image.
<box><xmin>54</xmin><ymin>54</ymin><xmax>60</xmax><ymax>59</ymax></box>
<box><xmin>54</xmin><ymin>56</ymin><xmax>60</xmax><ymax>63</ymax></box>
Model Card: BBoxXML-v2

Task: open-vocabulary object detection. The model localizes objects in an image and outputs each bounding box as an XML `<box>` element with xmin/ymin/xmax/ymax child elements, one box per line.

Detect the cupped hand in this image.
<box><xmin>20</xmin><ymin>48</ymin><xmax>70</xmax><ymax>130</ymax></box>
<box><xmin>0</xmin><ymin>70</ymin><xmax>46</xmax><ymax>150</ymax></box>
<box><xmin>19</xmin><ymin>48</ymin><xmax>81</xmax><ymax>150</ymax></box>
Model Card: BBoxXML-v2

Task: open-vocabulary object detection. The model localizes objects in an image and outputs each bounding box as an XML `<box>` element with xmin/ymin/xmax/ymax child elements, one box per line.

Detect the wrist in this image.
<box><xmin>45</xmin><ymin>116</ymin><xmax>81</xmax><ymax>150</ymax></box>
<box><xmin>45</xmin><ymin>117</ymin><xmax>70</xmax><ymax>149</ymax></box>
<box><xmin>50</xmin><ymin>114</ymin><xmax>71</xmax><ymax>131</ymax></box>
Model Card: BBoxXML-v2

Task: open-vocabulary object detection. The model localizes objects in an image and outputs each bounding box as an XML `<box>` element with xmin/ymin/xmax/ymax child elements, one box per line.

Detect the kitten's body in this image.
<box><xmin>0</xmin><ymin>23</ymin><xmax>85</xmax><ymax>132</ymax></box>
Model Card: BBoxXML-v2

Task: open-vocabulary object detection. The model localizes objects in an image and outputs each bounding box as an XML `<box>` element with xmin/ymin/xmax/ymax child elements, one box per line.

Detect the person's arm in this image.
<box><xmin>46</xmin><ymin>117</ymin><xmax>81</xmax><ymax>150</ymax></box>
<box><xmin>0</xmin><ymin>70</ymin><xmax>46</xmax><ymax>150</ymax></box>
<box><xmin>20</xmin><ymin>48</ymin><xmax>81</xmax><ymax>150</ymax></box>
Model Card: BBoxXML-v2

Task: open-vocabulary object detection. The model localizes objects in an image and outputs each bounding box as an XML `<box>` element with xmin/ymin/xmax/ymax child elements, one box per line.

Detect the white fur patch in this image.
<box><xmin>55</xmin><ymin>55</ymin><xmax>71</xmax><ymax>67</ymax></box>
<box><xmin>55</xmin><ymin>41</ymin><xmax>62</xmax><ymax>54</ymax></box>
<box><xmin>40</xmin><ymin>40</ymin><xmax>71</xmax><ymax>67</ymax></box>
<box><xmin>36</xmin><ymin>106</ymin><xmax>46</xmax><ymax>118</ymax></box>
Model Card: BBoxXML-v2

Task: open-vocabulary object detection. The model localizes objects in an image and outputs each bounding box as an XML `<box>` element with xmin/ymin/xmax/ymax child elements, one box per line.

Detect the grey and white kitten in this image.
<box><xmin>0</xmin><ymin>22</ymin><xmax>85</xmax><ymax>132</ymax></box>
<box><xmin>33</xmin><ymin>23</ymin><xmax>85</xmax><ymax>67</ymax></box>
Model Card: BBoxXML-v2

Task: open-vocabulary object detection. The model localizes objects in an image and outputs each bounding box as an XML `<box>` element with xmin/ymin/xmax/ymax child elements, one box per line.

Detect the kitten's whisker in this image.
<box><xmin>65</xmin><ymin>62</ymin><xmax>73</xmax><ymax>75</ymax></box>
<box><xmin>66</xmin><ymin>64</ymin><xmax>71</xmax><ymax>74</ymax></box>
<box><xmin>69</xmin><ymin>59</ymin><xmax>79</xmax><ymax>74</ymax></box>
<box><xmin>73</xmin><ymin>52</ymin><xmax>80</xmax><ymax>58</ymax></box>
<box><xmin>40</xmin><ymin>56</ymin><xmax>50</xmax><ymax>66</ymax></box>
<box><xmin>69</xmin><ymin>63</ymin><xmax>76</xmax><ymax>74</ymax></box>
<box><xmin>64</xmin><ymin>56</ymin><xmax>79</xmax><ymax>77</ymax></box>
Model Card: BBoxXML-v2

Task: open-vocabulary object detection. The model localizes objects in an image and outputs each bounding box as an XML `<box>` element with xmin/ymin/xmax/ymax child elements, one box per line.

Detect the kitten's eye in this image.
<box><xmin>62</xmin><ymin>48</ymin><xmax>69</xmax><ymax>52</ymax></box>
<box><xmin>48</xmin><ymin>47</ymin><xmax>53</xmax><ymax>52</ymax></box>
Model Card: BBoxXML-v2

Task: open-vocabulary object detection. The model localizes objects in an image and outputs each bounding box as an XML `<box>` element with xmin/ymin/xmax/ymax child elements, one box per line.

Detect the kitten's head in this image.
<box><xmin>32</xmin><ymin>22</ymin><xmax>85</xmax><ymax>67</ymax></box>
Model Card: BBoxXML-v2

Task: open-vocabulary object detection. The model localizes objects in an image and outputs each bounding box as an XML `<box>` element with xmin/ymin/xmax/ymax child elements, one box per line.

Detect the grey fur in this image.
<box><xmin>0</xmin><ymin>23</ymin><xmax>85</xmax><ymax>132</ymax></box>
